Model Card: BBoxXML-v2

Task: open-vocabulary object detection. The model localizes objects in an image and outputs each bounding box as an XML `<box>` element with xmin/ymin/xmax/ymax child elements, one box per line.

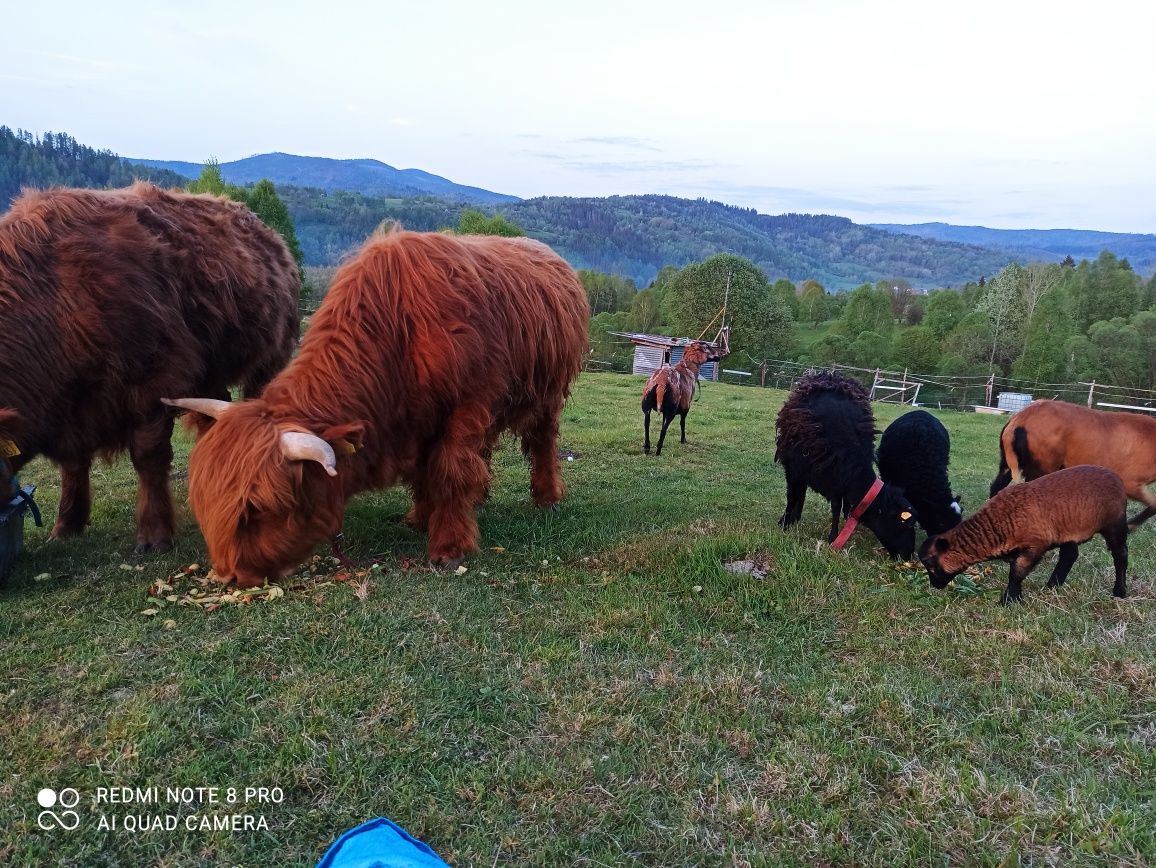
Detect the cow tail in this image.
<box><xmin>1010</xmin><ymin>426</ymin><xmax>1032</xmax><ymax>480</ymax></box>
<box><xmin>989</xmin><ymin>422</ymin><xmax>1015</xmax><ymax>497</ymax></box>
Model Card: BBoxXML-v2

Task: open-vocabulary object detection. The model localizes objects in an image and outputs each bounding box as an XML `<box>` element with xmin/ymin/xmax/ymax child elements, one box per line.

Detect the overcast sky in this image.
<box><xmin>4</xmin><ymin>0</ymin><xmax>1154</xmax><ymax>232</ymax></box>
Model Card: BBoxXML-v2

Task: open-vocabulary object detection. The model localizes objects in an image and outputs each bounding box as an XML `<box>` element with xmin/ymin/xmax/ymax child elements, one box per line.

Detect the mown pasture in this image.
<box><xmin>2</xmin><ymin>373</ymin><xmax>1153</xmax><ymax>866</ymax></box>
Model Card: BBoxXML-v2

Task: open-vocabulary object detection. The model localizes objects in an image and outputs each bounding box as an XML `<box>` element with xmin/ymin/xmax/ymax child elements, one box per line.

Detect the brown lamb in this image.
<box><xmin>921</xmin><ymin>465</ymin><xmax>1129</xmax><ymax>604</ymax></box>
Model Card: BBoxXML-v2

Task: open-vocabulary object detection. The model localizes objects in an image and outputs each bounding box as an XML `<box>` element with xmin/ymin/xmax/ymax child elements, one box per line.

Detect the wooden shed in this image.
<box><xmin>612</xmin><ymin>331</ymin><xmax>729</xmax><ymax>381</ymax></box>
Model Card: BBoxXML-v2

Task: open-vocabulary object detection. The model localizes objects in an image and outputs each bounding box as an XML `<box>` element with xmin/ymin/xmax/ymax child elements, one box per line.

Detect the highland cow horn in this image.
<box><xmin>162</xmin><ymin>397</ymin><xmax>233</xmax><ymax>418</ymax></box>
<box><xmin>280</xmin><ymin>431</ymin><xmax>338</xmax><ymax>477</ymax></box>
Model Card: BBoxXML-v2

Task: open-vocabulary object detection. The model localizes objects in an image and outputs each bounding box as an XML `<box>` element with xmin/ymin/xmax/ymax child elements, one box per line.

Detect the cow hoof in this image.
<box><xmin>135</xmin><ymin>540</ymin><xmax>173</xmax><ymax>555</ymax></box>
<box><xmin>429</xmin><ymin>556</ymin><xmax>464</xmax><ymax>572</ymax></box>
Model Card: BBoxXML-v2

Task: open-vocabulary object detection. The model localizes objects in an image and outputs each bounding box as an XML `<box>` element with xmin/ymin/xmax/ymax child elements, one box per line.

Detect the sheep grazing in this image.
<box><xmin>775</xmin><ymin>370</ymin><xmax>917</xmax><ymax>558</ymax></box>
<box><xmin>878</xmin><ymin>410</ymin><xmax>962</xmax><ymax>535</ymax></box>
<box><xmin>920</xmin><ymin>465</ymin><xmax>1129</xmax><ymax>604</ymax></box>
<box><xmin>642</xmin><ymin>341</ymin><xmax>719</xmax><ymax>455</ymax></box>
<box><xmin>989</xmin><ymin>400</ymin><xmax>1156</xmax><ymax>530</ymax></box>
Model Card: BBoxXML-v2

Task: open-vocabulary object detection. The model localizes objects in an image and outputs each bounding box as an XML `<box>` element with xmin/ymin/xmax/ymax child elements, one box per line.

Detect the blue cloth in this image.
<box><xmin>317</xmin><ymin>817</ymin><xmax>449</xmax><ymax>868</ymax></box>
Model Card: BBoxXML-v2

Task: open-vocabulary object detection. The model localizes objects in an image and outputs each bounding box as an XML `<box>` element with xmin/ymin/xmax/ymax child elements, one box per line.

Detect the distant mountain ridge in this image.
<box><xmin>871</xmin><ymin>222</ymin><xmax>1156</xmax><ymax>275</ymax></box>
<box><xmin>129</xmin><ymin>152</ymin><xmax>519</xmax><ymax>205</ymax></box>
<box><xmin>279</xmin><ymin>187</ymin><xmax>1013</xmax><ymax>289</ymax></box>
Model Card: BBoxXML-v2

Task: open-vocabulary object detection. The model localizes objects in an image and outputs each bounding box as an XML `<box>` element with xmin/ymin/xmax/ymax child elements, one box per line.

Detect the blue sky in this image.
<box><xmin>3</xmin><ymin>0</ymin><xmax>1154</xmax><ymax>232</ymax></box>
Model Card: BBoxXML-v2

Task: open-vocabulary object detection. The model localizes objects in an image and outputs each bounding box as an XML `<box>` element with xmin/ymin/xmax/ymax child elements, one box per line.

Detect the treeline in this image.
<box><xmin>803</xmin><ymin>252</ymin><xmax>1156</xmax><ymax>390</ymax></box>
<box><xmin>0</xmin><ymin>127</ymin><xmax>187</xmax><ymax>207</ymax></box>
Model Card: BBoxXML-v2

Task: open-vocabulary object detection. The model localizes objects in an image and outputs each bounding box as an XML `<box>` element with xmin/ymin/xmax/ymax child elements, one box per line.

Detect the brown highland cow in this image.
<box><xmin>167</xmin><ymin>228</ymin><xmax>590</xmax><ymax>587</ymax></box>
<box><xmin>0</xmin><ymin>183</ymin><xmax>299</xmax><ymax>555</ymax></box>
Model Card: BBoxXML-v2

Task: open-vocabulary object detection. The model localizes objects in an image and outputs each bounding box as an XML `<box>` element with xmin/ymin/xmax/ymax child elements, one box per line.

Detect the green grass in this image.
<box><xmin>2</xmin><ymin>373</ymin><xmax>1154</xmax><ymax>866</ymax></box>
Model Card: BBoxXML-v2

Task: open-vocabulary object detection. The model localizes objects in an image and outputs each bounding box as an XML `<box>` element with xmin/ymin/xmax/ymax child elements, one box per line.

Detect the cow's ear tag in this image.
<box><xmin>900</xmin><ymin>511</ymin><xmax>912</xmax><ymax>521</ymax></box>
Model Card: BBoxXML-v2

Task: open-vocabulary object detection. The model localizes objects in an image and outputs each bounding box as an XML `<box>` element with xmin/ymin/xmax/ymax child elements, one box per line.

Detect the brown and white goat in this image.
<box><xmin>641</xmin><ymin>341</ymin><xmax>719</xmax><ymax>455</ymax></box>
<box><xmin>922</xmin><ymin>465</ymin><xmax>1129</xmax><ymax>604</ymax></box>
<box><xmin>990</xmin><ymin>400</ymin><xmax>1156</xmax><ymax>530</ymax></box>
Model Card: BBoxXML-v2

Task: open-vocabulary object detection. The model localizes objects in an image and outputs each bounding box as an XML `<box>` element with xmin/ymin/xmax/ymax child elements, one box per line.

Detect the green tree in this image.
<box><xmin>808</xmin><ymin>333</ymin><xmax>851</xmax><ymax>366</ymax></box>
<box><xmin>798</xmin><ymin>279</ymin><xmax>829</xmax><ymax>326</ymax></box>
<box><xmin>893</xmin><ymin>325</ymin><xmax>941</xmax><ymax>372</ymax></box>
<box><xmin>976</xmin><ymin>264</ymin><xmax>1027</xmax><ymax>370</ymax></box>
<box><xmin>247</xmin><ymin>179</ymin><xmax>305</xmax><ymax>270</ymax></box>
<box><xmin>1013</xmin><ymin>286</ymin><xmax>1074</xmax><ymax>383</ymax></box>
<box><xmin>1066</xmin><ymin>251</ymin><xmax>1141</xmax><ymax>330</ymax></box>
<box><xmin>923</xmin><ymin>290</ymin><xmax>965</xmax><ymax>338</ymax></box>
<box><xmin>943</xmin><ymin>312</ymin><xmax>994</xmax><ymax>369</ymax></box>
<box><xmin>629</xmin><ymin>288</ymin><xmax>662</xmax><ymax>333</ymax></box>
<box><xmin>834</xmin><ymin>284</ymin><xmax>893</xmax><ymax>337</ymax></box>
<box><xmin>187</xmin><ymin>160</ymin><xmax>246</xmax><ymax>200</ymax></box>
<box><xmin>771</xmin><ymin>278</ymin><xmax>800</xmax><ymax>318</ymax></box>
<box><xmin>666</xmin><ymin>254</ymin><xmax>789</xmax><ymax>355</ymax></box>
<box><xmin>457</xmin><ymin>208</ymin><xmax>525</xmax><ymax>237</ymax></box>
<box><xmin>848</xmin><ymin>330</ymin><xmax>891</xmax><ymax>368</ymax></box>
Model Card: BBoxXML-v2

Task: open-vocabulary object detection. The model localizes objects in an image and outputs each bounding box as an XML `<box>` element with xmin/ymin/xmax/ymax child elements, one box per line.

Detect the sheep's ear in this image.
<box><xmin>933</xmin><ymin>537</ymin><xmax>950</xmax><ymax>553</ymax></box>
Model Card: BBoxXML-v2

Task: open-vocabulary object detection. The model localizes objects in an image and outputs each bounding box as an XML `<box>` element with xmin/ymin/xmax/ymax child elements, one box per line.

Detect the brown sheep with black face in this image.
<box><xmin>641</xmin><ymin>341</ymin><xmax>720</xmax><ymax>455</ymax></box>
<box><xmin>922</xmin><ymin>465</ymin><xmax>1129</xmax><ymax>604</ymax></box>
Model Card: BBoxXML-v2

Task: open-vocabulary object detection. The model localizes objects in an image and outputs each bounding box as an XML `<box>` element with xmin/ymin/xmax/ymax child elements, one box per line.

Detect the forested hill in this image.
<box><xmin>130</xmin><ymin>152</ymin><xmax>518</xmax><ymax>206</ymax></box>
<box><xmin>0</xmin><ymin>127</ymin><xmax>188</xmax><ymax>209</ymax></box>
<box><xmin>279</xmin><ymin>187</ymin><xmax>1013</xmax><ymax>289</ymax></box>
<box><xmin>498</xmin><ymin>196</ymin><xmax>1012</xmax><ymax>289</ymax></box>
<box><xmin>871</xmin><ymin>222</ymin><xmax>1156</xmax><ymax>276</ymax></box>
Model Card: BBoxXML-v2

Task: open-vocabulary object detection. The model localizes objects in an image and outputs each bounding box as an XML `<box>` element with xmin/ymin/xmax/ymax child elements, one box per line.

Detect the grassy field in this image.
<box><xmin>2</xmin><ymin>372</ymin><xmax>1154</xmax><ymax>866</ymax></box>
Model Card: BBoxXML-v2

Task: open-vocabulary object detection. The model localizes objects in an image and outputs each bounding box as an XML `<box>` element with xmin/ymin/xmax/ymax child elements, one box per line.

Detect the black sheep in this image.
<box><xmin>775</xmin><ymin>370</ymin><xmax>917</xmax><ymax>558</ymax></box>
<box><xmin>878</xmin><ymin>410</ymin><xmax>962</xmax><ymax>536</ymax></box>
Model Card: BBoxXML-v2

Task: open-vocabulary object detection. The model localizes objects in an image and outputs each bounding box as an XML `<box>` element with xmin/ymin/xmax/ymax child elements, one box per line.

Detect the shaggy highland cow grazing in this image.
<box><xmin>990</xmin><ymin>400</ymin><xmax>1156</xmax><ymax>529</ymax></box>
<box><xmin>878</xmin><ymin>410</ymin><xmax>962</xmax><ymax>535</ymax></box>
<box><xmin>922</xmin><ymin>465</ymin><xmax>1129</xmax><ymax>604</ymax></box>
<box><xmin>0</xmin><ymin>183</ymin><xmax>299</xmax><ymax>554</ymax></box>
<box><xmin>641</xmin><ymin>341</ymin><xmax>720</xmax><ymax>455</ymax></box>
<box><xmin>167</xmin><ymin>228</ymin><xmax>589</xmax><ymax>587</ymax></box>
<box><xmin>775</xmin><ymin>370</ymin><xmax>917</xmax><ymax>558</ymax></box>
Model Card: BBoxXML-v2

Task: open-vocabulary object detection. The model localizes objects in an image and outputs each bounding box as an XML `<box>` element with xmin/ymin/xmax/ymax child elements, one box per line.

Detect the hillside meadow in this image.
<box><xmin>2</xmin><ymin>373</ymin><xmax>1154</xmax><ymax>866</ymax></box>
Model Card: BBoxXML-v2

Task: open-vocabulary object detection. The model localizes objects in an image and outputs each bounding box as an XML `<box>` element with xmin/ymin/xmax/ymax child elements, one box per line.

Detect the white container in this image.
<box><xmin>996</xmin><ymin>392</ymin><xmax>1033</xmax><ymax>413</ymax></box>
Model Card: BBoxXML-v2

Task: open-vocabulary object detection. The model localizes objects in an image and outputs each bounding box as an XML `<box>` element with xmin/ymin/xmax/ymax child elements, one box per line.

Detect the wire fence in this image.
<box><xmin>588</xmin><ymin>340</ymin><xmax>1156</xmax><ymax>415</ymax></box>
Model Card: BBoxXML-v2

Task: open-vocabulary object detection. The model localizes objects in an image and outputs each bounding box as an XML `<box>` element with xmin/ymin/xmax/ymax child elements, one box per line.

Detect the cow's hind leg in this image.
<box><xmin>426</xmin><ymin>404</ymin><xmax>492</xmax><ymax>567</ymax></box>
<box><xmin>522</xmin><ymin>409</ymin><xmax>565</xmax><ymax>507</ymax></box>
<box><xmin>51</xmin><ymin>456</ymin><xmax>93</xmax><ymax>539</ymax></box>
<box><xmin>129</xmin><ymin>414</ymin><xmax>176</xmax><ymax>554</ymax></box>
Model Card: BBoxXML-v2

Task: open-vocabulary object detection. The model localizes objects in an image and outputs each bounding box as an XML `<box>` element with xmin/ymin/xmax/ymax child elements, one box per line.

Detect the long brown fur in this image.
<box><xmin>990</xmin><ymin>400</ymin><xmax>1156</xmax><ymax>529</ymax></box>
<box><xmin>178</xmin><ymin>228</ymin><xmax>590</xmax><ymax>587</ymax></box>
<box><xmin>0</xmin><ymin>183</ymin><xmax>299</xmax><ymax>553</ymax></box>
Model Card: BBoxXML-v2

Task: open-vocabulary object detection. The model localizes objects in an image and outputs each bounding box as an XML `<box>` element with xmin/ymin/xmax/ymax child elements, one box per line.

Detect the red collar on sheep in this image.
<box><xmin>830</xmin><ymin>478</ymin><xmax>885</xmax><ymax>551</ymax></box>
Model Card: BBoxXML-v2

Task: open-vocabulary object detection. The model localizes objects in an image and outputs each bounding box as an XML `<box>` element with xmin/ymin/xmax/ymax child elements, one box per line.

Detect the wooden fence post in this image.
<box><xmin>1087</xmin><ymin>381</ymin><xmax>1096</xmax><ymax>408</ymax></box>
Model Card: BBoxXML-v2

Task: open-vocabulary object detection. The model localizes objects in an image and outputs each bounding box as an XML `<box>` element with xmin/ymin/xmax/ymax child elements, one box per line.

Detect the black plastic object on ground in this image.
<box><xmin>0</xmin><ymin>481</ymin><xmax>42</xmax><ymax>582</ymax></box>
